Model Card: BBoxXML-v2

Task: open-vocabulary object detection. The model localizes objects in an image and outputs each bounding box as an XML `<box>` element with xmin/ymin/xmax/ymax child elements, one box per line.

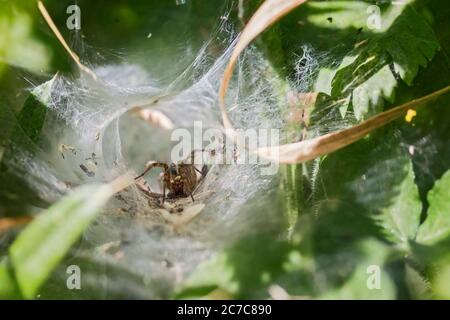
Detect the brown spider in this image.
<box><xmin>134</xmin><ymin>150</ymin><xmax>209</xmax><ymax>204</ymax></box>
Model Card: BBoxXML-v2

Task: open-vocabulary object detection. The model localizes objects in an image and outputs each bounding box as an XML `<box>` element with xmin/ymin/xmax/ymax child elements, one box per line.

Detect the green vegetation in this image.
<box><xmin>0</xmin><ymin>0</ymin><xmax>449</xmax><ymax>300</ymax></box>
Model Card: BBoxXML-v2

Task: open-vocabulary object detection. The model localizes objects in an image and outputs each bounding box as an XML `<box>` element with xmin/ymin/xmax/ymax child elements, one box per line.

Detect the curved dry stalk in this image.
<box><xmin>256</xmin><ymin>85</ymin><xmax>450</xmax><ymax>163</ymax></box>
<box><xmin>218</xmin><ymin>0</ymin><xmax>450</xmax><ymax>164</ymax></box>
<box><xmin>219</xmin><ymin>0</ymin><xmax>307</xmax><ymax>129</ymax></box>
<box><xmin>37</xmin><ymin>1</ymin><xmax>97</xmax><ymax>80</ymax></box>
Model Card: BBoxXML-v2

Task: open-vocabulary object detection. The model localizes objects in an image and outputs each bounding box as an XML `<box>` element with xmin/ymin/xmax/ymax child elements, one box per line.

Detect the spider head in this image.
<box><xmin>169</xmin><ymin>163</ymin><xmax>179</xmax><ymax>178</ymax></box>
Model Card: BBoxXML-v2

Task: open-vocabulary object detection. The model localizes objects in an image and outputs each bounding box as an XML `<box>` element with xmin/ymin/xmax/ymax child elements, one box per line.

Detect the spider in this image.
<box><xmin>134</xmin><ymin>150</ymin><xmax>210</xmax><ymax>204</ymax></box>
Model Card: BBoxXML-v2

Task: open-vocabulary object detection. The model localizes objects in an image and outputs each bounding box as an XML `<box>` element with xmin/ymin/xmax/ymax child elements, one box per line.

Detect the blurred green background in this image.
<box><xmin>0</xmin><ymin>0</ymin><xmax>230</xmax><ymax>110</ymax></box>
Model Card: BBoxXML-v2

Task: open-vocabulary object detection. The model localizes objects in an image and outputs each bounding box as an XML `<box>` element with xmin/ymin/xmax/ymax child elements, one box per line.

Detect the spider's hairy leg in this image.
<box><xmin>162</xmin><ymin>181</ymin><xmax>166</xmax><ymax>204</ymax></box>
<box><xmin>194</xmin><ymin>167</ymin><xmax>204</xmax><ymax>176</ymax></box>
<box><xmin>135</xmin><ymin>161</ymin><xmax>170</xmax><ymax>205</ymax></box>
<box><xmin>135</xmin><ymin>161</ymin><xmax>169</xmax><ymax>180</ymax></box>
<box><xmin>188</xmin><ymin>148</ymin><xmax>217</xmax><ymax>177</ymax></box>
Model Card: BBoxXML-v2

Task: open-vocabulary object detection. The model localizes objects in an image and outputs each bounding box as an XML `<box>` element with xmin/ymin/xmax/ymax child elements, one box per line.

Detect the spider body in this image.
<box><xmin>135</xmin><ymin>150</ymin><xmax>208</xmax><ymax>203</ymax></box>
<box><xmin>165</xmin><ymin>162</ymin><xmax>197</xmax><ymax>199</ymax></box>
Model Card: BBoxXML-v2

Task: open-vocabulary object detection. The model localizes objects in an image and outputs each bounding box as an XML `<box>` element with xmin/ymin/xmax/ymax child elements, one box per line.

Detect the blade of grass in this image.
<box><xmin>219</xmin><ymin>0</ymin><xmax>307</xmax><ymax>129</ymax></box>
<box><xmin>8</xmin><ymin>173</ymin><xmax>133</xmax><ymax>299</ymax></box>
<box><xmin>0</xmin><ymin>258</ymin><xmax>22</xmax><ymax>299</ymax></box>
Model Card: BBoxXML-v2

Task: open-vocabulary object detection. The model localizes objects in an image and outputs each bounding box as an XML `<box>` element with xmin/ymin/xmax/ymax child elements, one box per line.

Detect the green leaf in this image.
<box><xmin>305</xmin><ymin>1</ymin><xmax>372</xmax><ymax>30</ymax></box>
<box><xmin>416</xmin><ymin>170</ymin><xmax>450</xmax><ymax>245</ymax></box>
<box><xmin>318</xmin><ymin>240</ymin><xmax>396</xmax><ymax>300</ymax></box>
<box><xmin>9</xmin><ymin>184</ymin><xmax>113</xmax><ymax>299</ymax></box>
<box><xmin>16</xmin><ymin>74</ymin><xmax>57</xmax><ymax>143</ymax></box>
<box><xmin>314</xmin><ymin>56</ymin><xmax>356</xmax><ymax>96</ymax></box>
<box><xmin>313</xmin><ymin>129</ymin><xmax>422</xmax><ymax>247</ymax></box>
<box><xmin>376</xmin><ymin>161</ymin><xmax>422</xmax><ymax>247</ymax></box>
<box><xmin>0</xmin><ymin>77</ymin><xmax>58</xmax><ymax>213</ymax></box>
<box><xmin>350</xmin><ymin>65</ymin><xmax>397</xmax><ymax>120</ymax></box>
<box><xmin>432</xmin><ymin>258</ymin><xmax>450</xmax><ymax>299</ymax></box>
<box><xmin>179</xmin><ymin>253</ymin><xmax>236</xmax><ymax>297</ymax></box>
<box><xmin>246</xmin><ymin>1</ymin><xmax>438</xmax><ymax>121</ymax></box>
<box><xmin>329</xmin><ymin>3</ymin><xmax>439</xmax><ymax>119</ymax></box>
<box><xmin>0</xmin><ymin>258</ymin><xmax>22</xmax><ymax>299</ymax></box>
<box><xmin>0</xmin><ymin>96</ymin><xmax>17</xmax><ymax>145</ymax></box>
<box><xmin>0</xmin><ymin>5</ymin><xmax>52</xmax><ymax>75</ymax></box>
<box><xmin>177</xmin><ymin>234</ymin><xmax>291</xmax><ymax>299</ymax></box>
